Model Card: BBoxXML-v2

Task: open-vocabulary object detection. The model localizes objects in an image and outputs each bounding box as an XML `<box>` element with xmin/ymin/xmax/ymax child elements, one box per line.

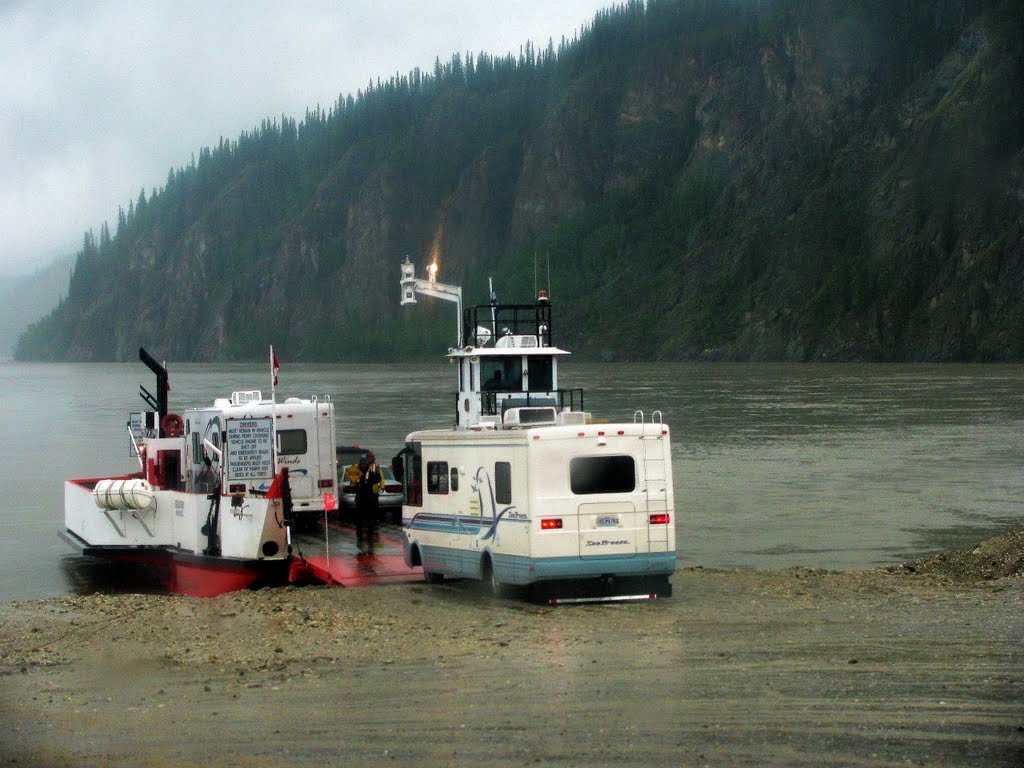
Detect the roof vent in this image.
<box><xmin>495</xmin><ymin>334</ymin><xmax>539</xmax><ymax>349</ymax></box>
<box><xmin>557</xmin><ymin>411</ymin><xmax>589</xmax><ymax>425</ymax></box>
<box><xmin>503</xmin><ymin>407</ymin><xmax>557</xmax><ymax>427</ymax></box>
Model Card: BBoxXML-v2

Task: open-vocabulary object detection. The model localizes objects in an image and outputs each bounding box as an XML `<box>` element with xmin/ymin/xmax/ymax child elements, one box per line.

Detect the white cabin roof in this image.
<box><xmin>447</xmin><ymin>346</ymin><xmax>570</xmax><ymax>358</ymax></box>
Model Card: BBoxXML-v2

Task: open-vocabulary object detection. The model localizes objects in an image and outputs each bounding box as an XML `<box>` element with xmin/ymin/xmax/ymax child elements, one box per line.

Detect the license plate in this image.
<box><xmin>596</xmin><ymin>515</ymin><xmax>619</xmax><ymax>527</ymax></box>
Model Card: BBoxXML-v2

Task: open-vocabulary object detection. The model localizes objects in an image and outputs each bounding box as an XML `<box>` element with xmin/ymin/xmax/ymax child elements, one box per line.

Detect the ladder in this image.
<box><xmin>633</xmin><ymin>410</ymin><xmax>669</xmax><ymax>520</ymax></box>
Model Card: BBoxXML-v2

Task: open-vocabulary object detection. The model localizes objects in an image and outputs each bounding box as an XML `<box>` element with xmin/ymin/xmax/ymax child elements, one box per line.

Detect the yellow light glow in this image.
<box><xmin>428</xmin><ymin>225</ymin><xmax>443</xmax><ymax>281</ymax></box>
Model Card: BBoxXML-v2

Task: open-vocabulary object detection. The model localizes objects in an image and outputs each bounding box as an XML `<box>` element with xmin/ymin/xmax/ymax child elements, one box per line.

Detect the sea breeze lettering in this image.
<box><xmin>586</xmin><ymin>539</ymin><xmax>629</xmax><ymax>547</ymax></box>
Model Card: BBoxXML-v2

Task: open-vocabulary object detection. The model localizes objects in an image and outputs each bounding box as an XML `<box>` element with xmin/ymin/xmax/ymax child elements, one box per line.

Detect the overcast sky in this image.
<box><xmin>0</xmin><ymin>1</ymin><xmax>610</xmax><ymax>277</ymax></box>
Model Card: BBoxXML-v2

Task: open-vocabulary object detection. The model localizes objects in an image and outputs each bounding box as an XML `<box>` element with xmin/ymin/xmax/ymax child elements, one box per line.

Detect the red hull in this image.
<box><xmin>81</xmin><ymin>547</ymin><xmax>293</xmax><ymax>598</ymax></box>
<box><xmin>67</xmin><ymin>520</ymin><xmax>422</xmax><ymax>596</ymax></box>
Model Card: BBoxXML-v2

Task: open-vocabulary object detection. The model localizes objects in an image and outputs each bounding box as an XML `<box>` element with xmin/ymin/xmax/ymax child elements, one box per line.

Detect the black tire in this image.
<box><xmin>482</xmin><ymin>556</ymin><xmax>507</xmax><ymax>598</ymax></box>
<box><xmin>654</xmin><ymin>576</ymin><xmax>673</xmax><ymax>598</ymax></box>
<box><xmin>489</xmin><ymin>571</ymin><xmax>506</xmax><ymax>598</ymax></box>
<box><xmin>424</xmin><ymin>571</ymin><xmax>443</xmax><ymax>584</ymax></box>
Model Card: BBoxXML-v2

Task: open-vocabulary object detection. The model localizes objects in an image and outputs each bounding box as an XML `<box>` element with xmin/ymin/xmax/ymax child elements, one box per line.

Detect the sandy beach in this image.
<box><xmin>2</xmin><ymin>529</ymin><xmax>1023</xmax><ymax>767</ymax></box>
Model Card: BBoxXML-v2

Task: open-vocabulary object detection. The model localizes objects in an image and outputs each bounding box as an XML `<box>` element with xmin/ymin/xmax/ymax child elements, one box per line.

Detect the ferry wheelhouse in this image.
<box><xmin>397</xmin><ymin>258</ymin><xmax>675</xmax><ymax>600</ymax></box>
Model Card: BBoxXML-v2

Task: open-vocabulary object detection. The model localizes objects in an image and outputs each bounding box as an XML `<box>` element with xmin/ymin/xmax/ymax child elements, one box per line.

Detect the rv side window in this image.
<box><xmin>427</xmin><ymin>461</ymin><xmax>449</xmax><ymax>494</ymax></box>
<box><xmin>495</xmin><ymin>461</ymin><xmax>511</xmax><ymax>504</ymax></box>
<box><xmin>570</xmin><ymin>455</ymin><xmax>635</xmax><ymax>495</ymax></box>
<box><xmin>449</xmin><ymin>467</ymin><xmax>459</xmax><ymax>492</ymax></box>
<box><xmin>277</xmin><ymin>429</ymin><xmax>307</xmax><ymax>455</ymax></box>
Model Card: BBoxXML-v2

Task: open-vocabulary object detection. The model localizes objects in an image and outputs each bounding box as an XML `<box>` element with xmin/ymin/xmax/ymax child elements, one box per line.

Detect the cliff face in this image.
<box><xmin>16</xmin><ymin>0</ymin><xmax>1024</xmax><ymax>363</ymax></box>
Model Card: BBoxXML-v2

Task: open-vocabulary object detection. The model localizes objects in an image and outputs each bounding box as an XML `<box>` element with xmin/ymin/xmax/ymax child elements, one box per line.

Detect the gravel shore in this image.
<box><xmin>2</xmin><ymin>529</ymin><xmax>1023</xmax><ymax>767</ymax></box>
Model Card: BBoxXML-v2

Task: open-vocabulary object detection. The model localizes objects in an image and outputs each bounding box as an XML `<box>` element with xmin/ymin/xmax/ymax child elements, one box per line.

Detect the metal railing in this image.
<box><xmin>480</xmin><ymin>388</ymin><xmax>584</xmax><ymax>417</ymax></box>
<box><xmin>463</xmin><ymin>302</ymin><xmax>553</xmax><ymax>348</ymax></box>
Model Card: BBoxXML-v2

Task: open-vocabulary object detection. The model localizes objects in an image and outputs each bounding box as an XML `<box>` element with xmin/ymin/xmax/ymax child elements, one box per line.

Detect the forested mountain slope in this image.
<box><xmin>16</xmin><ymin>0</ymin><xmax>1024</xmax><ymax>362</ymax></box>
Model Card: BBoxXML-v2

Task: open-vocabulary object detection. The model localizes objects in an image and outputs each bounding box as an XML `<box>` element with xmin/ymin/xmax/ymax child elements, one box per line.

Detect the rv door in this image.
<box><xmin>187</xmin><ymin>410</ymin><xmax>223</xmax><ymax>493</ymax></box>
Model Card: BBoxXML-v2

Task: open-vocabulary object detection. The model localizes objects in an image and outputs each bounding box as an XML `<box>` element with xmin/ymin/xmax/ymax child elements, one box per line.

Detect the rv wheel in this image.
<box><xmin>482</xmin><ymin>557</ymin><xmax>507</xmax><ymax>598</ymax></box>
<box><xmin>489</xmin><ymin>572</ymin><xmax>506</xmax><ymax>598</ymax></box>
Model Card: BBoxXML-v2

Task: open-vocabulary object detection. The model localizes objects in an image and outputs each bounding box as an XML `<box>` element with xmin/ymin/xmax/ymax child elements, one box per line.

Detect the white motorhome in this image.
<box><xmin>397</xmin><ymin>259</ymin><xmax>675</xmax><ymax>599</ymax></box>
<box><xmin>183</xmin><ymin>390</ymin><xmax>337</xmax><ymax>523</ymax></box>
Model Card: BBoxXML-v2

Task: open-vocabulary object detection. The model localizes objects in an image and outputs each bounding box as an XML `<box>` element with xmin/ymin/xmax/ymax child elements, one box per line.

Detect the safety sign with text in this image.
<box><xmin>225</xmin><ymin>417</ymin><xmax>274</xmax><ymax>482</ymax></box>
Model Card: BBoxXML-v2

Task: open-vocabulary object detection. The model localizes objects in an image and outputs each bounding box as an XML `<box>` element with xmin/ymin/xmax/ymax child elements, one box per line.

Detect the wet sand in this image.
<box><xmin>2</xmin><ymin>530</ymin><xmax>1023</xmax><ymax>767</ymax></box>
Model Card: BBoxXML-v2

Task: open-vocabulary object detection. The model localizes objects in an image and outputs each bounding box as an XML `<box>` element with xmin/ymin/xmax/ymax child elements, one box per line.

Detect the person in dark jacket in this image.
<box><xmin>354</xmin><ymin>454</ymin><xmax>382</xmax><ymax>555</ymax></box>
<box><xmin>482</xmin><ymin>369</ymin><xmax>504</xmax><ymax>390</ymax></box>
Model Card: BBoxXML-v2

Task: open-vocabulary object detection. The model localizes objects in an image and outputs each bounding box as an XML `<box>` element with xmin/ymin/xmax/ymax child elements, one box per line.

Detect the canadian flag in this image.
<box><xmin>271</xmin><ymin>347</ymin><xmax>280</xmax><ymax>387</ymax></box>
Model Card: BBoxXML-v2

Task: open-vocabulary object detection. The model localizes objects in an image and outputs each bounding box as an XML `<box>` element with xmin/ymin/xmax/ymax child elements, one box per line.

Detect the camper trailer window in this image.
<box><xmin>570</xmin><ymin>455</ymin><xmax>636</xmax><ymax>495</ymax></box>
<box><xmin>495</xmin><ymin>461</ymin><xmax>511</xmax><ymax>504</ymax></box>
<box><xmin>449</xmin><ymin>466</ymin><xmax>459</xmax><ymax>492</ymax></box>
<box><xmin>277</xmin><ymin>429</ymin><xmax>308</xmax><ymax>455</ymax></box>
<box><xmin>427</xmin><ymin>461</ymin><xmax>449</xmax><ymax>494</ymax></box>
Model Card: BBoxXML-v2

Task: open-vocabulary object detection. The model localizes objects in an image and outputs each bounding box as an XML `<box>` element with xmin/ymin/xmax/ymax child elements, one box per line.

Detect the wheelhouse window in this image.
<box><xmin>495</xmin><ymin>461</ymin><xmax>512</xmax><ymax>504</ymax></box>
<box><xmin>527</xmin><ymin>355</ymin><xmax>553</xmax><ymax>392</ymax></box>
<box><xmin>277</xmin><ymin>429</ymin><xmax>307</xmax><ymax>455</ymax></box>
<box><xmin>570</xmin><ymin>455</ymin><xmax>635</xmax><ymax>495</ymax></box>
<box><xmin>427</xmin><ymin>461</ymin><xmax>449</xmax><ymax>494</ymax></box>
<box><xmin>480</xmin><ymin>358</ymin><xmax>523</xmax><ymax>391</ymax></box>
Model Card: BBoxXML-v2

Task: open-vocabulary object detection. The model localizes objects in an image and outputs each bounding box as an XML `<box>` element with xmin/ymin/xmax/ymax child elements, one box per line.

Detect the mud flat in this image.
<box><xmin>2</xmin><ymin>529</ymin><xmax>1023</xmax><ymax>767</ymax></box>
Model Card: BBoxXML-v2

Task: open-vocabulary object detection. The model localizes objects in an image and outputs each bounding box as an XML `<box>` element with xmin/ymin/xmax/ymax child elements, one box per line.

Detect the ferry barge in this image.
<box><xmin>62</xmin><ymin>348</ymin><xmax>337</xmax><ymax>596</ymax></box>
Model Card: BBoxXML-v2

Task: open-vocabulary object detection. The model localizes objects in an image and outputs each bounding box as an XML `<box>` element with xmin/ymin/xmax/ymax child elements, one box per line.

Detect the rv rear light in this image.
<box><xmin>229</xmin><ymin>483</ymin><xmax>246</xmax><ymax>494</ymax></box>
<box><xmin>540</xmin><ymin>518</ymin><xmax>563</xmax><ymax>530</ymax></box>
<box><xmin>318</xmin><ymin>479</ymin><xmax>334</xmax><ymax>489</ymax></box>
<box><xmin>384</xmin><ymin>483</ymin><xmax>401</xmax><ymax>493</ymax></box>
<box><xmin>649</xmin><ymin>513</ymin><xmax>671</xmax><ymax>525</ymax></box>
